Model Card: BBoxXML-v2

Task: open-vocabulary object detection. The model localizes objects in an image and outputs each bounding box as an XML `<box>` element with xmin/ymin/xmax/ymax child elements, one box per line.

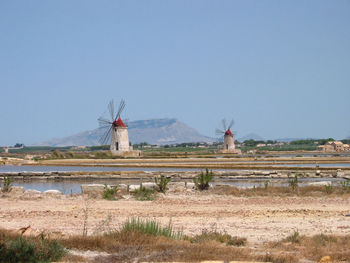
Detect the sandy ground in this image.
<box><xmin>0</xmin><ymin>192</ymin><xmax>349</xmax><ymax>244</ymax></box>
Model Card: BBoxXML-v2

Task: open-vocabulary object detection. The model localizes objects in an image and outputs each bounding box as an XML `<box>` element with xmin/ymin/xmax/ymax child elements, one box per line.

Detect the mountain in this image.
<box><xmin>34</xmin><ymin>118</ymin><xmax>215</xmax><ymax>146</ymax></box>
<box><xmin>237</xmin><ymin>133</ymin><xmax>264</xmax><ymax>142</ymax></box>
<box><xmin>274</xmin><ymin>138</ymin><xmax>310</xmax><ymax>143</ymax></box>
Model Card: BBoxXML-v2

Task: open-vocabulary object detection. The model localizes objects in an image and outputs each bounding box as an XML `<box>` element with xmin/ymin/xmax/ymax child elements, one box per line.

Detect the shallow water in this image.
<box><xmin>1</xmin><ymin>161</ymin><xmax>350</xmax><ymax>174</ymax></box>
<box><xmin>11</xmin><ymin>177</ymin><xmax>344</xmax><ymax>194</ymax></box>
<box><xmin>0</xmin><ymin>165</ymin><xmax>201</xmax><ymax>173</ymax></box>
<box><xmin>270</xmin><ymin>163</ymin><xmax>350</xmax><ymax>168</ymax></box>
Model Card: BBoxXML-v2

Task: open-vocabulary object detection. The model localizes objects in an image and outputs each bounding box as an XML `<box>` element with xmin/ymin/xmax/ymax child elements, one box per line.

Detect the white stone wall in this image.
<box><xmin>110</xmin><ymin>127</ymin><xmax>131</xmax><ymax>154</ymax></box>
<box><xmin>224</xmin><ymin>134</ymin><xmax>235</xmax><ymax>152</ymax></box>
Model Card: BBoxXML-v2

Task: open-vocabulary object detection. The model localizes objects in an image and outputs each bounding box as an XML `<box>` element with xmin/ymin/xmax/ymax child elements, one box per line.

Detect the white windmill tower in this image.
<box><xmin>98</xmin><ymin>99</ymin><xmax>132</xmax><ymax>155</ymax></box>
<box><xmin>216</xmin><ymin>119</ymin><xmax>238</xmax><ymax>153</ymax></box>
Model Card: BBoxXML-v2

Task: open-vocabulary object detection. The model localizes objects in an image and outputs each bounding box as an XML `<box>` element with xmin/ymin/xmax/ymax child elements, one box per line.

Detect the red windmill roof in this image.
<box><xmin>225</xmin><ymin>128</ymin><xmax>233</xmax><ymax>137</ymax></box>
<box><xmin>113</xmin><ymin>117</ymin><xmax>126</xmax><ymax>127</ymax></box>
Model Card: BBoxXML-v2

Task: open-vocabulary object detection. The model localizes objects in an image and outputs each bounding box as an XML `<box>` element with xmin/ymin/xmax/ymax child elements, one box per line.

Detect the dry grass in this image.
<box><xmin>60</xmin><ymin>254</ymin><xmax>89</xmax><ymax>262</ymax></box>
<box><xmin>3</xmin><ymin>227</ymin><xmax>348</xmax><ymax>262</ymax></box>
<box><xmin>269</xmin><ymin>233</ymin><xmax>350</xmax><ymax>262</ymax></box>
<box><xmin>256</xmin><ymin>253</ymin><xmax>298</xmax><ymax>263</ymax></box>
<box><xmin>212</xmin><ymin>185</ymin><xmax>350</xmax><ymax>197</ymax></box>
<box><xmin>61</xmin><ymin>231</ymin><xmax>252</xmax><ymax>262</ymax></box>
<box><xmin>62</xmin><ymin>231</ymin><xmax>303</xmax><ymax>262</ymax></box>
<box><xmin>185</xmin><ymin>229</ymin><xmax>247</xmax><ymax>247</ymax></box>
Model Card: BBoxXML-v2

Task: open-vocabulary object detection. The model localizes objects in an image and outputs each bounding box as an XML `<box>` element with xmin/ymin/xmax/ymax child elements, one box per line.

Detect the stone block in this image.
<box><xmin>118</xmin><ymin>184</ymin><xmax>128</xmax><ymax>190</ymax></box>
<box><xmin>44</xmin><ymin>190</ymin><xmax>63</xmax><ymax>196</ymax></box>
<box><xmin>142</xmin><ymin>182</ymin><xmax>157</xmax><ymax>190</ymax></box>
<box><xmin>22</xmin><ymin>190</ymin><xmax>42</xmax><ymax>200</ymax></box>
<box><xmin>81</xmin><ymin>184</ymin><xmax>105</xmax><ymax>198</ymax></box>
<box><xmin>25</xmin><ymin>189</ymin><xmax>41</xmax><ymax>194</ymax></box>
<box><xmin>185</xmin><ymin>182</ymin><xmax>195</xmax><ymax>189</ymax></box>
<box><xmin>336</xmin><ymin>169</ymin><xmax>345</xmax><ymax>177</ymax></box>
<box><xmin>9</xmin><ymin>186</ymin><xmax>24</xmax><ymax>195</ymax></box>
<box><xmin>308</xmin><ymin>181</ymin><xmax>332</xmax><ymax>186</ymax></box>
<box><xmin>129</xmin><ymin>184</ymin><xmax>141</xmax><ymax>192</ymax></box>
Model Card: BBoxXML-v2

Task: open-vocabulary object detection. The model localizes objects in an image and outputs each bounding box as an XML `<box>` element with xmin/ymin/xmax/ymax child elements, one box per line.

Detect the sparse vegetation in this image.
<box><xmin>283</xmin><ymin>231</ymin><xmax>302</xmax><ymax>244</ymax></box>
<box><xmin>51</xmin><ymin>150</ymin><xmax>65</xmax><ymax>159</ymax></box>
<box><xmin>1</xmin><ymin>225</ymin><xmax>347</xmax><ymax>263</ymax></box>
<box><xmin>82</xmin><ymin>199</ymin><xmax>90</xmax><ymax>237</ymax></box>
<box><xmin>324</xmin><ymin>184</ymin><xmax>334</xmax><ymax>194</ymax></box>
<box><xmin>339</xmin><ymin>180</ymin><xmax>350</xmax><ymax>192</ymax></box>
<box><xmin>61</xmin><ymin>230</ymin><xmax>251</xmax><ymax>262</ymax></box>
<box><xmin>132</xmin><ymin>184</ymin><xmax>156</xmax><ymax>201</ymax></box>
<box><xmin>154</xmin><ymin>175</ymin><xmax>170</xmax><ymax>193</ymax></box>
<box><xmin>264</xmin><ymin>179</ymin><xmax>270</xmax><ymax>190</ymax></box>
<box><xmin>0</xmin><ymin>231</ymin><xmax>65</xmax><ymax>263</ymax></box>
<box><xmin>94</xmin><ymin>151</ymin><xmax>113</xmax><ymax>159</ymax></box>
<box><xmin>120</xmin><ymin>217</ymin><xmax>182</xmax><ymax>240</ymax></box>
<box><xmin>102</xmin><ymin>184</ymin><xmax>119</xmax><ymax>200</ymax></box>
<box><xmin>186</xmin><ymin>229</ymin><xmax>246</xmax><ymax>247</ymax></box>
<box><xmin>1</xmin><ymin>177</ymin><xmax>12</xmax><ymax>193</ymax></box>
<box><xmin>288</xmin><ymin>175</ymin><xmax>299</xmax><ymax>192</ymax></box>
<box><xmin>212</xmin><ymin>184</ymin><xmax>350</xmax><ymax>197</ymax></box>
<box><xmin>61</xmin><ymin>227</ymin><xmax>350</xmax><ymax>262</ymax></box>
<box><xmin>271</xmin><ymin>233</ymin><xmax>350</xmax><ymax>262</ymax></box>
<box><xmin>193</xmin><ymin>168</ymin><xmax>213</xmax><ymax>190</ymax></box>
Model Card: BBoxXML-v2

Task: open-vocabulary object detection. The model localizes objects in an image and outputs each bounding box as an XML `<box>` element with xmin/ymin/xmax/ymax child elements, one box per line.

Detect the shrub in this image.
<box><xmin>120</xmin><ymin>217</ymin><xmax>182</xmax><ymax>239</ymax></box>
<box><xmin>65</xmin><ymin>151</ymin><xmax>74</xmax><ymax>158</ymax></box>
<box><xmin>288</xmin><ymin>175</ymin><xmax>299</xmax><ymax>191</ymax></box>
<box><xmin>187</xmin><ymin>229</ymin><xmax>246</xmax><ymax>247</ymax></box>
<box><xmin>193</xmin><ymin>168</ymin><xmax>213</xmax><ymax>191</ymax></box>
<box><xmin>154</xmin><ymin>175</ymin><xmax>170</xmax><ymax>193</ymax></box>
<box><xmin>102</xmin><ymin>184</ymin><xmax>118</xmax><ymax>200</ymax></box>
<box><xmin>0</xmin><ymin>236</ymin><xmax>65</xmax><ymax>263</ymax></box>
<box><xmin>133</xmin><ymin>184</ymin><xmax>156</xmax><ymax>201</ymax></box>
<box><xmin>283</xmin><ymin>231</ymin><xmax>302</xmax><ymax>244</ymax></box>
<box><xmin>94</xmin><ymin>151</ymin><xmax>113</xmax><ymax>159</ymax></box>
<box><xmin>324</xmin><ymin>184</ymin><xmax>333</xmax><ymax>194</ymax></box>
<box><xmin>51</xmin><ymin>150</ymin><xmax>65</xmax><ymax>159</ymax></box>
<box><xmin>339</xmin><ymin>181</ymin><xmax>350</xmax><ymax>192</ymax></box>
<box><xmin>311</xmin><ymin>233</ymin><xmax>337</xmax><ymax>246</ymax></box>
<box><xmin>264</xmin><ymin>180</ymin><xmax>270</xmax><ymax>190</ymax></box>
<box><xmin>1</xmin><ymin>176</ymin><xmax>12</xmax><ymax>193</ymax></box>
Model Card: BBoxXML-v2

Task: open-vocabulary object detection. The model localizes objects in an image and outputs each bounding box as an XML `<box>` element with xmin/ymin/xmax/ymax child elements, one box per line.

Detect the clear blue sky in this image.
<box><xmin>1</xmin><ymin>0</ymin><xmax>349</xmax><ymax>145</ymax></box>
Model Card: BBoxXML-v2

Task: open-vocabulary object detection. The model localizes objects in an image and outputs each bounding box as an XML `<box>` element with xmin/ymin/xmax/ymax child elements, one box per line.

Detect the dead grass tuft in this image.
<box><xmin>212</xmin><ymin>184</ymin><xmax>350</xmax><ymax>197</ymax></box>
<box><xmin>257</xmin><ymin>252</ymin><xmax>299</xmax><ymax>263</ymax></box>
<box><xmin>62</xmin><ymin>231</ymin><xmax>251</xmax><ymax>262</ymax></box>
<box><xmin>185</xmin><ymin>229</ymin><xmax>246</xmax><ymax>247</ymax></box>
<box><xmin>269</xmin><ymin>233</ymin><xmax>350</xmax><ymax>262</ymax></box>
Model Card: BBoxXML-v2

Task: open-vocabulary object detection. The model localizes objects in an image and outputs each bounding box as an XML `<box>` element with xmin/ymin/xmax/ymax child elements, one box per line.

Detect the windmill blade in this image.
<box><xmin>228</xmin><ymin>119</ymin><xmax>234</xmax><ymax>130</ymax></box>
<box><xmin>222</xmin><ymin>119</ymin><xmax>227</xmax><ymax>131</ymax></box>
<box><xmin>108</xmin><ymin>100</ymin><xmax>115</xmax><ymax>121</ymax></box>
<box><xmin>115</xmin><ymin>99</ymin><xmax>126</xmax><ymax>121</ymax></box>
<box><xmin>99</xmin><ymin>126</ymin><xmax>113</xmax><ymax>145</ymax></box>
<box><xmin>215</xmin><ymin>128</ymin><xmax>225</xmax><ymax>135</ymax></box>
<box><xmin>98</xmin><ymin>124</ymin><xmax>111</xmax><ymax>131</ymax></box>
<box><xmin>98</xmin><ymin>117</ymin><xmax>112</xmax><ymax>128</ymax></box>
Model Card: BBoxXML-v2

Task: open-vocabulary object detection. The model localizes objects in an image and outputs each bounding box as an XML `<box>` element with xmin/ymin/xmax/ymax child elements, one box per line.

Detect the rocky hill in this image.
<box><xmin>34</xmin><ymin>118</ymin><xmax>214</xmax><ymax>146</ymax></box>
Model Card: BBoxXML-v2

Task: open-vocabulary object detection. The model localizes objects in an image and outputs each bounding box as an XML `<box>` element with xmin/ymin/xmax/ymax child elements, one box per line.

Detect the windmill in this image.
<box><xmin>98</xmin><ymin>99</ymin><xmax>132</xmax><ymax>155</ymax></box>
<box><xmin>216</xmin><ymin>119</ymin><xmax>236</xmax><ymax>152</ymax></box>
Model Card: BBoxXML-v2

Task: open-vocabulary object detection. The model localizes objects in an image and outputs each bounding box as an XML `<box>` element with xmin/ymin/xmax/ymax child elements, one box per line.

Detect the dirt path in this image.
<box><xmin>0</xmin><ymin>193</ymin><xmax>349</xmax><ymax>243</ymax></box>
